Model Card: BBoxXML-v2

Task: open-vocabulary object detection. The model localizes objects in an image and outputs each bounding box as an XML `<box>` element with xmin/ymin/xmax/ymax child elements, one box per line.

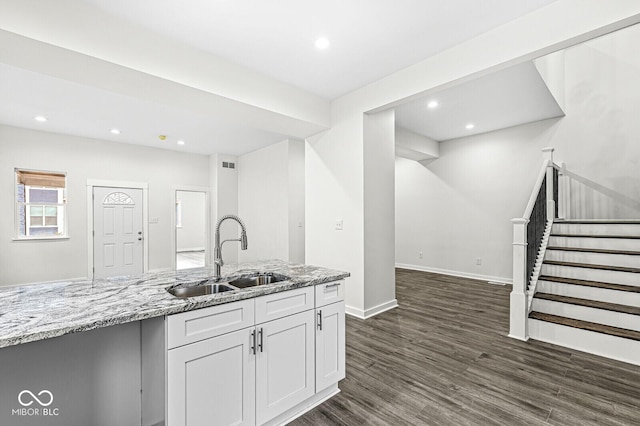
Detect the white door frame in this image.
<box><xmin>171</xmin><ymin>185</ymin><xmax>211</xmax><ymax>270</ymax></box>
<box><xmin>87</xmin><ymin>180</ymin><xmax>149</xmax><ymax>279</ymax></box>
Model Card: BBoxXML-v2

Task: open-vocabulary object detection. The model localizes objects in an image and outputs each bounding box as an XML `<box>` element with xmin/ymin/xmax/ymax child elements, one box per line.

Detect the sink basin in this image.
<box><xmin>167</xmin><ymin>283</ymin><xmax>235</xmax><ymax>298</ymax></box>
<box><xmin>228</xmin><ymin>273</ymin><xmax>289</xmax><ymax>289</ymax></box>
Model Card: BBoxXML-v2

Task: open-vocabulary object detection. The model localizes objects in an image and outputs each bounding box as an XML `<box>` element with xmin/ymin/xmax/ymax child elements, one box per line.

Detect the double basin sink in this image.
<box><xmin>167</xmin><ymin>272</ymin><xmax>290</xmax><ymax>298</ymax></box>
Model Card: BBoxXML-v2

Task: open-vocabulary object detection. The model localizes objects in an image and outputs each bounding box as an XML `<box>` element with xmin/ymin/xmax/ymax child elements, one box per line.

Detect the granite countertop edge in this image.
<box><xmin>0</xmin><ymin>260</ymin><xmax>349</xmax><ymax>349</ymax></box>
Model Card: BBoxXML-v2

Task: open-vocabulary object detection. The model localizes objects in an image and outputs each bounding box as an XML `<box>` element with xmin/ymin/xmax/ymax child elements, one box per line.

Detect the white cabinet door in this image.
<box><xmin>315</xmin><ymin>302</ymin><xmax>346</xmax><ymax>392</ymax></box>
<box><xmin>168</xmin><ymin>328</ymin><xmax>256</xmax><ymax>426</ymax></box>
<box><xmin>255</xmin><ymin>310</ymin><xmax>315</xmax><ymax>425</ymax></box>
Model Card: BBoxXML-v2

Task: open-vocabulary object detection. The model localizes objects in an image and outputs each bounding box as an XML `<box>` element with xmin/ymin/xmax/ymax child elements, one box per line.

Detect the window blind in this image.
<box><xmin>16</xmin><ymin>170</ymin><xmax>66</xmax><ymax>188</ymax></box>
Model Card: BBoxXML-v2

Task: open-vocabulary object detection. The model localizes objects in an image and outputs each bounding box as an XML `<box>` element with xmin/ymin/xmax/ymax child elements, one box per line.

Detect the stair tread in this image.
<box><xmin>551</xmin><ymin>233</ymin><xmax>640</xmax><ymax>239</ymax></box>
<box><xmin>538</xmin><ymin>275</ymin><xmax>640</xmax><ymax>293</ymax></box>
<box><xmin>555</xmin><ymin>220</ymin><xmax>640</xmax><ymax>224</ymax></box>
<box><xmin>529</xmin><ymin>312</ymin><xmax>640</xmax><ymax>341</ymax></box>
<box><xmin>543</xmin><ymin>260</ymin><xmax>640</xmax><ymax>273</ymax></box>
<box><xmin>534</xmin><ymin>292</ymin><xmax>640</xmax><ymax>315</ymax></box>
<box><xmin>546</xmin><ymin>246</ymin><xmax>640</xmax><ymax>256</ymax></box>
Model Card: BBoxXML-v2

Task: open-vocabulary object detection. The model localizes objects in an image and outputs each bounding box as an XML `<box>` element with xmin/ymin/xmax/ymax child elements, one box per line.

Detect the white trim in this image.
<box><xmin>529</xmin><ymin>318</ymin><xmax>640</xmax><ymax>367</ymax></box>
<box><xmin>395</xmin><ymin>262</ymin><xmax>512</xmax><ymax>285</ymax></box>
<box><xmin>171</xmin><ymin>186</ymin><xmax>211</xmax><ymax>271</ymax></box>
<box><xmin>11</xmin><ymin>236</ymin><xmax>70</xmax><ymax>242</ymax></box>
<box><xmin>507</xmin><ymin>334</ymin><xmax>529</xmax><ymax>342</ymax></box>
<box><xmin>345</xmin><ymin>299</ymin><xmax>398</xmax><ymax>319</ymax></box>
<box><xmin>262</xmin><ymin>384</ymin><xmax>340</xmax><ymax>426</ymax></box>
<box><xmin>176</xmin><ymin>247</ymin><xmax>206</xmax><ymax>253</ymax></box>
<box><xmin>86</xmin><ymin>180</ymin><xmax>149</xmax><ymax>279</ymax></box>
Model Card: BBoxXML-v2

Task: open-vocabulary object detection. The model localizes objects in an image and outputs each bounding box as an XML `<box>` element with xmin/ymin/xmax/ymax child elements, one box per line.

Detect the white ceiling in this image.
<box><xmin>0</xmin><ymin>0</ymin><xmax>560</xmax><ymax>156</ymax></box>
<box><xmin>395</xmin><ymin>61</ymin><xmax>565</xmax><ymax>141</ymax></box>
<box><xmin>0</xmin><ymin>63</ymin><xmax>288</xmax><ymax>156</ymax></box>
<box><xmin>84</xmin><ymin>0</ymin><xmax>557</xmax><ymax>99</ymax></box>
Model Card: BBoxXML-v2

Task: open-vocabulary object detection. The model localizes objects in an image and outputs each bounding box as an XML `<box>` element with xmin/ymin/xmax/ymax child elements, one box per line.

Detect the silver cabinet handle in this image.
<box><xmin>317</xmin><ymin>310</ymin><xmax>323</xmax><ymax>330</ymax></box>
<box><xmin>325</xmin><ymin>282</ymin><xmax>341</xmax><ymax>289</ymax></box>
<box><xmin>258</xmin><ymin>328</ymin><xmax>264</xmax><ymax>353</ymax></box>
<box><xmin>250</xmin><ymin>329</ymin><xmax>256</xmax><ymax>355</ymax></box>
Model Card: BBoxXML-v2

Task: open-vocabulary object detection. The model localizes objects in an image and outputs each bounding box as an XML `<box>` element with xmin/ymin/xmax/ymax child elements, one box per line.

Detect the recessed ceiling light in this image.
<box><xmin>315</xmin><ymin>37</ymin><xmax>330</xmax><ymax>49</ymax></box>
<box><xmin>177</xmin><ymin>140</ymin><xmax>185</xmax><ymax>146</ymax></box>
<box><xmin>158</xmin><ymin>135</ymin><xmax>167</xmax><ymax>141</ymax></box>
<box><xmin>427</xmin><ymin>100</ymin><xmax>439</xmax><ymax>109</ymax></box>
<box><xmin>465</xmin><ymin>123</ymin><xmax>475</xmax><ymax>130</ymax></box>
<box><xmin>34</xmin><ymin>116</ymin><xmax>47</xmax><ymax>122</ymax></box>
<box><xmin>110</xmin><ymin>128</ymin><xmax>121</xmax><ymax>135</ymax></box>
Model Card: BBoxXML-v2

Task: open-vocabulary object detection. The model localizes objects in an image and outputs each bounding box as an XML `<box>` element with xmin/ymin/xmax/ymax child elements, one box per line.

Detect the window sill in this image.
<box><xmin>12</xmin><ymin>236</ymin><xmax>70</xmax><ymax>242</ymax></box>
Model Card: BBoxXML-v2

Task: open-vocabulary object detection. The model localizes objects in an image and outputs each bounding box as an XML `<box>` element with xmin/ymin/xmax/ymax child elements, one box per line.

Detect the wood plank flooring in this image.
<box><xmin>290</xmin><ymin>269</ymin><xmax>640</xmax><ymax>426</ymax></box>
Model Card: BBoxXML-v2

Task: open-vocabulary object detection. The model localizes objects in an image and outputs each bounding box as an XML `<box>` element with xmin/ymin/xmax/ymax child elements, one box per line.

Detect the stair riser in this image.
<box><xmin>553</xmin><ymin>223</ymin><xmax>640</xmax><ymax>236</ymax></box>
<box><xmin>528</xmin><ymin>319</ymin><xmax>640</xmax><ymax>366</ymax></box>
<box><xmin>541</xmin><ymin>264</ymin><xmax>640</xmax><ymax>287</ymax></box>
<box><xmin>548</xmin><ymin>236</ymin><xmax>640</xmax><ymax>251</ymax></box>
<box><xmin>537</xmin><ymin>280</ymin><xmax>640</xmax><ymax>307</ymax></box>
<box><xmin>545</xmin><ymin>250</ymin><xmax>640</xmax><ymax>268</ymax></box>
<box><xmin>531</xmin><ymin>299</ymin><xmax>640</xmax><ymax>332</ymax></box>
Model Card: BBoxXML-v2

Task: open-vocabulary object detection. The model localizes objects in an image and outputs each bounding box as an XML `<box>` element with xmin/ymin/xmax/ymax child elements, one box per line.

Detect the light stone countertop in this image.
<box><xmin>0</xmin><ymin>260</ymin><xmax>349</xmax><ymax>349</ymax></box>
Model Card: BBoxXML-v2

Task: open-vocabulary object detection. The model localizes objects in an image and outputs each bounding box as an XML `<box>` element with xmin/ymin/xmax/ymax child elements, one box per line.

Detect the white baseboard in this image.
<box><xmin>346</xmin><ymin>299</ymin><xmax>398</xmax><ymax>319</ymax></box>
<box><xmin>176</xmin><ymin>247</ymin><xmax>205</xmax><ymax>253</ymax></box>
<box><xmin>395</xmin><ymin>263</ymin><xmax>512</xmax><ymax>286</ymax></box>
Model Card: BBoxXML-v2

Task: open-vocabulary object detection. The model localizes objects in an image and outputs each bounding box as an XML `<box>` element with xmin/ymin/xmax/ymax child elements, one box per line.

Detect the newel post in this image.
<box><xmin>509</xmin><ymin>218</ymin><xmax>529</xmax><ymax>340</ymax></box>
<box><xmin>542</xmin><ymin>147</ymin><xmax>555</xmax><ymax>221</ymax></box>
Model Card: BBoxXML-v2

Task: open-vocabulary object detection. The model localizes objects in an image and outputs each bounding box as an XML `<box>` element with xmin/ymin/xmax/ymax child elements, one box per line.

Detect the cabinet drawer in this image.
<box><xmin>315</xmin><ymin>280</ymin><xmax>345</xmax><ymax>308</ymax></box>
<box><xmin>255</xmin><ymin>287</ymin><xmax>314</xmax><ymax>324</ymax></box>
<box><xmin>168</xmin><ymin>299</ymin><xmax>255</xmax><ymax>349</ymax></box>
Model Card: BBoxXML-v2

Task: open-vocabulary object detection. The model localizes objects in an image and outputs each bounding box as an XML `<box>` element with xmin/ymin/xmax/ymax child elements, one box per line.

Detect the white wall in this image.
<box><xmin>363</xmin><ymin>111</ymin><xmax>397</xmax><ymax>317</ymax></box>
<box><xmin>395</xmin><ymin>126</ymin><xmax>440</xmax><ymax>163</ymax></box>
<box><xmin>288</xmin><ymin>140</ymin><xmax>306</xmax><ymax>264</ymax></box>
<box><xmin>209</xmin><ymin>153</ymin><xmax>239</xmax><ymax>265</ymax></box>
<box><xmin>307</xmin><ymin>1</ymin><xmax>640</xmax><ymax>317</ymax></box>
<box><xmin>0</xmin><ymin>125</ymin><xmax>210</xmax><ymax>286</ymax></box>
<box><xmin>395</xmin><ymin>22</ymin><xmax>640</xmax><ymax>282</ymax></box>
<box><xmin>176</xmin><ymin>190</ymin><xmax>206</xmax><ymax>252</ymax></box>
<box><xmin>237</xmin><ymin>139</ymin><xmax>305</xmax><ymax>263</ymax></box>
<box><xmin>395</xmin><ymin>120</ymin><xmax>556</xmax><ymax>283</ymax></box>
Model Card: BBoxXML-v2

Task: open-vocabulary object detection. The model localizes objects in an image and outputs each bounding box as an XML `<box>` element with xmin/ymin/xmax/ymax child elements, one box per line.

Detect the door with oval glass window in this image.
<box><xmin>93</xmin><ymin>187</ymin><xmax>144</xmax><ymax>278</ymax></box>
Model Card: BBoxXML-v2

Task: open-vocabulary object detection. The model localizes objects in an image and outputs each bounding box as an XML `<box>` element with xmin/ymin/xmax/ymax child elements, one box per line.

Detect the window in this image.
<box><xmin>15</xmin><ymin>169</ymin><xmax>67</xmax><ymax>239</ymax></box>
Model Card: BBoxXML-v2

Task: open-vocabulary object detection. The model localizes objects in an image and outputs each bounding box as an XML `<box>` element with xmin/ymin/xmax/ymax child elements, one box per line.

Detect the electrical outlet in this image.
<box><xmin>419</xmin><ymin>252</ymin><xmax>423</xmax><ymax>259</ymax></box>
<box><xmin>476</xmin><ymin>258</ymin><xmax>482</xmax><ymax>266</ymax></box>
<box><xmin>149</xmin><ymin>217</ymin><xmax>159</xmax><ymax>224</ymax></box>
<box><xmin>335</xmin><ymin>219</ymin><xmax>343</xmax><ymax>230</ymax></box>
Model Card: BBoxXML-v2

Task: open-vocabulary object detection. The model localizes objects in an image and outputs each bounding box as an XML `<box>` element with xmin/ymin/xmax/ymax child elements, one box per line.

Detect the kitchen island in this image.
<box><xmin>0</xmin><ymin>260</ymin><xmax>348</xmax><ymax>426</ymax></box>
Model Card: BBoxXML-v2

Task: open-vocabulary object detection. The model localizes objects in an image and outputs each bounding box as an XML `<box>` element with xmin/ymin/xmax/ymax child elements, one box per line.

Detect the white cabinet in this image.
<box><xmin>167</xmin><ymin>327</ymin><xmax>256</xmax><ymax>426</ymax></box>
<box><xmin>167</xmin><ymin>284</ymin><xmax>345</xmax><ymax>426</ymax></box>
<box><xmin>255</xmin><ymin>310</ymin><xmax>315</xmax><ymax>425</ymax></box>
<box><xmin>315</xmin><ymin>302</ymin><xmax>346</xmax><ymax>392</ymax></box>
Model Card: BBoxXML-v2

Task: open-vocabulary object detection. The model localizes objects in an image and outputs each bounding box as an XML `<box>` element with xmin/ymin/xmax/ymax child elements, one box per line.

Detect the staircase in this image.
<box><xmin>528</xmin><ymin>220</ymin><xmax>640</xmax><ymax>366</ymax></box>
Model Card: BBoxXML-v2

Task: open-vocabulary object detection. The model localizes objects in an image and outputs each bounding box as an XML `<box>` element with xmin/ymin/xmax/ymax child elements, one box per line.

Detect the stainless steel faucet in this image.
<box><xmin>214</xmin><ymin>215</ymin><xmax>248</xmax><ymax>279</ymax></box>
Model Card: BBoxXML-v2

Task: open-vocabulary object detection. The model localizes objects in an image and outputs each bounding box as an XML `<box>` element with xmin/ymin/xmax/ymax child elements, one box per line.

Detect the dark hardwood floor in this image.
<box><xmin>291</xmin><ymin>269</ymin><xmax>640</xmax><ymax>426</ymax></box>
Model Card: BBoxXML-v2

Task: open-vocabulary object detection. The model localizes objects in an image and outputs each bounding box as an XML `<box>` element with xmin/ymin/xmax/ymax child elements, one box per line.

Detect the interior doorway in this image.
<box><xmin>173</xmin><ymin>188</ymin><xmax>210</xmax><ymax>270</ymax></box>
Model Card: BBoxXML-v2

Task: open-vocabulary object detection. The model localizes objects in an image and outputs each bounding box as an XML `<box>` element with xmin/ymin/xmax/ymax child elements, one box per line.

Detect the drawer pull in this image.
<box><xmin>324</xmin><ymin>282</ymin><xmax>341</xmax><ymax>290</ymax></box>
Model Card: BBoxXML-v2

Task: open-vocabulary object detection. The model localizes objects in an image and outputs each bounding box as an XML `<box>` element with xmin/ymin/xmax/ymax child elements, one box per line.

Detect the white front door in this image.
<box><xmin>93</xmin><ymin>187</ymin><xmax>144</xmax><ymax>278</ymax></box>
